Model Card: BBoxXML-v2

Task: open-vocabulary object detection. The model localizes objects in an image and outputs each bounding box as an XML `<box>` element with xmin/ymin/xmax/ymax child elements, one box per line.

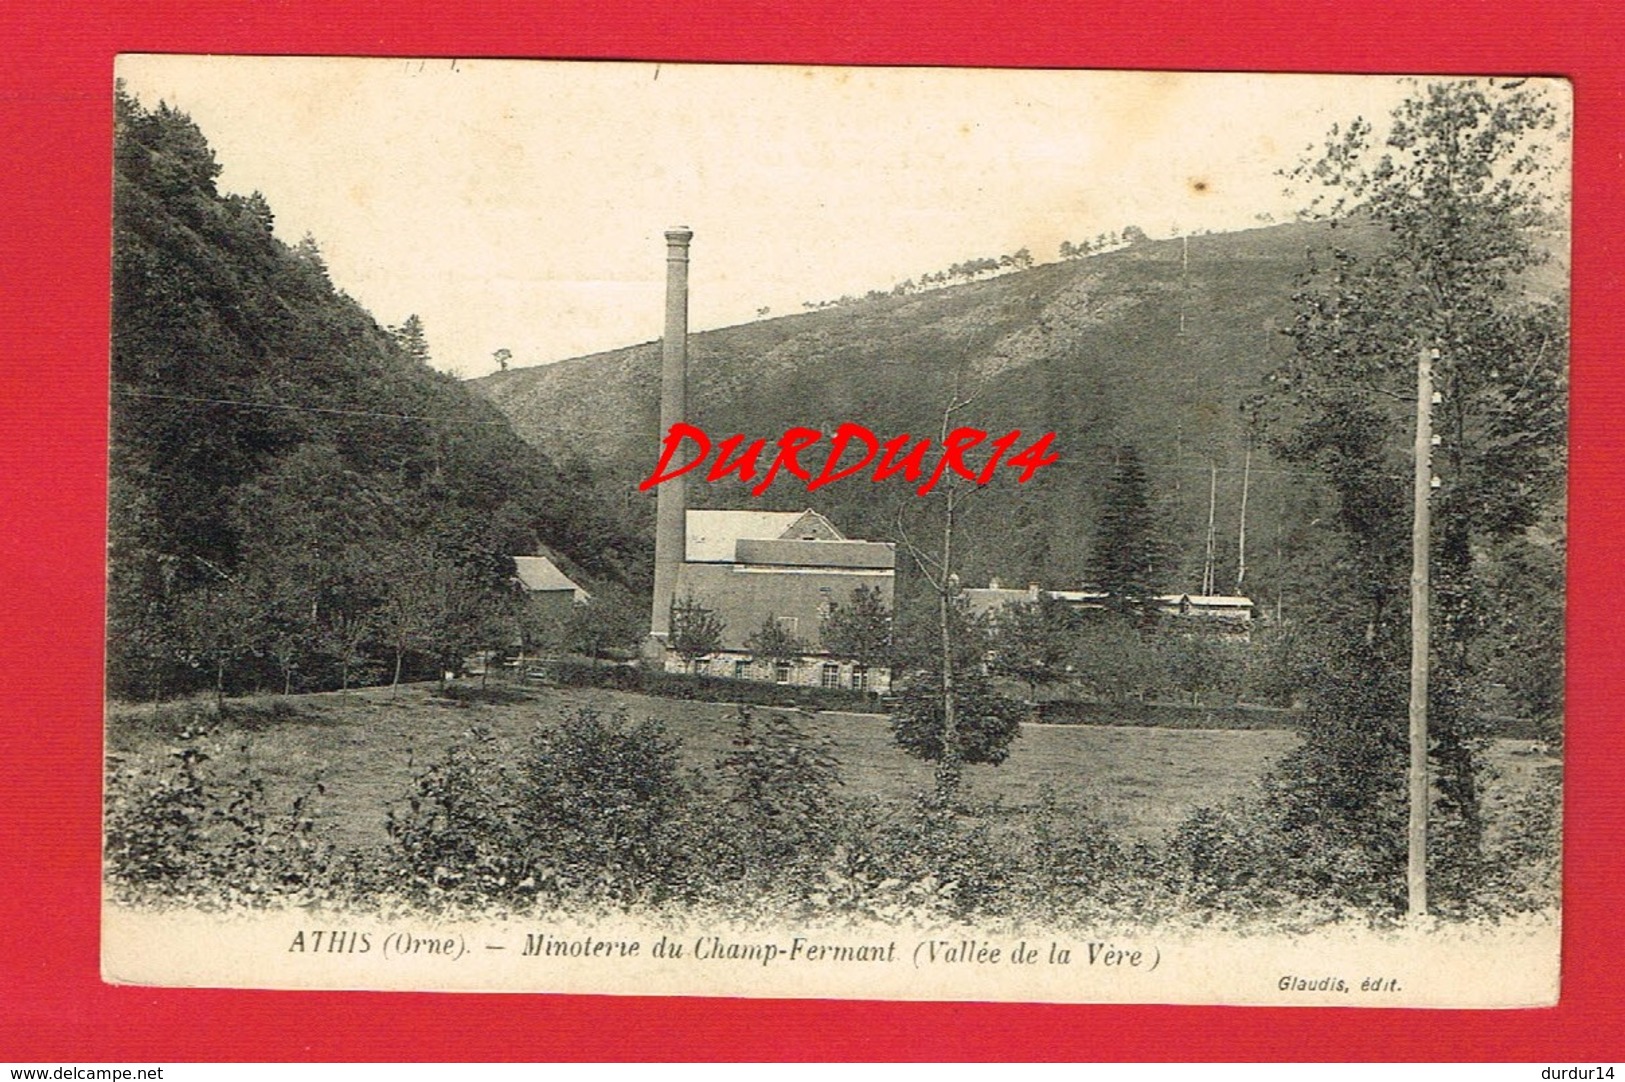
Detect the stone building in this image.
<box><xmin>665</xmin><ymin>507</ymin><xmax>895</xmax><ymax>691</ymax></box>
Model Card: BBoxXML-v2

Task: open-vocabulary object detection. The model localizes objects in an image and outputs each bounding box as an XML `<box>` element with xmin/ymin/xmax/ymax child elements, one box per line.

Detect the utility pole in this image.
<box><xmin>1407</xmin><ymin>345</ymin><xmax>1435</xmax><ymax>919</ymax></box>
<box><xmin>1235</xmin><ymin>439</ymin><xmax>1251</xmax><ymax>594</ymax></box>
<box><xmin>1178</xmin><ymin>232</ymin><xmax>1189</xmax><ymax>337</ymax></box>
<box><xmin>1202</xmin><ymin>459</ymin><xmax>1218</xmax><ymax>596</ymax></box>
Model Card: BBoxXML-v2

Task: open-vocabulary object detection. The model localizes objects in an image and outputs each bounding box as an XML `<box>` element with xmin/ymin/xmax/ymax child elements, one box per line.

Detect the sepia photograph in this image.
<box><xmin>102</xmin><ymin>58</ymin><xmax>1568</xmax><ymax>1006</ymax></box>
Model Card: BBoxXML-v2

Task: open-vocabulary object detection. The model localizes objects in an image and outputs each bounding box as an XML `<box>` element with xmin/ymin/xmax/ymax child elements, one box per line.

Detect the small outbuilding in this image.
<box><xmin>513</xmin><ymin>554</ymin><xmax>590</xmax><ymax>627</ymax></box>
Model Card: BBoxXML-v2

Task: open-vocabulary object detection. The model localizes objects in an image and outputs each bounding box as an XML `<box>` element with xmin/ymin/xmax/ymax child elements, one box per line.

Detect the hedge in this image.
<box><xmin>535</xmin><ymin>659</ymin><xmax>883</xmax><ymax>712</ymax></box>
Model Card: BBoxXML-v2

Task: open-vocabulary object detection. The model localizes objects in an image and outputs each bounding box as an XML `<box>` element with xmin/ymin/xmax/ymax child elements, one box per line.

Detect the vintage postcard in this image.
<box><xmin>103</xmin><ymin>57</ymin><xmax>1567</xmax><ymax>1005</ymax></box>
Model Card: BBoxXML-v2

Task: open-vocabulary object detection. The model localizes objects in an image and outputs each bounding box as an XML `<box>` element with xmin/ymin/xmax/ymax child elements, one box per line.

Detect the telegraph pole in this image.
<box><xmin>1407</xmin><ymin>346</ymin><xmax>1435</xmax><ymax>919</ymax></box>
<box><xmin>1202</xmin><ymin>460</ymin><xmax>1217</xmax><ymax>596</ymax></box>
<box><xmin>1235</xmin><ymin>439</ymin><xmax>1251</xmax><ymax>594</ymax></box>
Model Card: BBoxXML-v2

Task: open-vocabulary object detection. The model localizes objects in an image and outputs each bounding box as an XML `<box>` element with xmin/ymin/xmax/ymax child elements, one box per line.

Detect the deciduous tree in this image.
<box><xmin>719</xmin><ymin>706</ymin><xmax>843</xmax><ymax>865</ymax></box>
<box><xmin>745</xmin><ymin>615</ymin><xmax>808</xmax><ymax>675</ymax></box>
<box><xmin>820</xmin><ymin>585</ymin><xmax>894</xmax><ymax>672</ymax></box>
<box><xmin>1260</xmin><ymin>78</ymin><xmax>1568</xmax><ymax>909</ymax></box>
<box><xmin>1069</xmin><ymin>618</ymin><xmax>1163</xmax><ymax>704</ymax></box>
<box><xmin>987</xmin><ymin>596</ymin><xmax>1074</xmax><ymax>700</ymax></box>
<box><xmin>668</xmin><ymin>596</ymin><xmax>724</xmax><ymax>674</ymax></box>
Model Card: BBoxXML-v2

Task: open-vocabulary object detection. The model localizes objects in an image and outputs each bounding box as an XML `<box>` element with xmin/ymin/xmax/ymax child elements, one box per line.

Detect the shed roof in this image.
<box><xmin>513</xmin><ymin>554</ymin><xmax>585</xmax><ymax>595</ymax></box>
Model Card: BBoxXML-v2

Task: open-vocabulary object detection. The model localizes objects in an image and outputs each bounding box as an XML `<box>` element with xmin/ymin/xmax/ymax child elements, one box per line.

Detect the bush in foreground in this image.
<box><xmin>104</xmin><ymin>737</ymin><xmax>351</xmax><ymax>908</ymax></box>
<box><xmin>107</xmin><ymin>704</ymin><xmax>1564</xmax><ymax>927</ymax></box>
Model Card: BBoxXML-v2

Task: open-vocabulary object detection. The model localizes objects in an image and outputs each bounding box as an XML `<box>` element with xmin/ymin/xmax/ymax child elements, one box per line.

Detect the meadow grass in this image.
<box><xmin>105</xmin><ymin>681</ymin><xmax>1552</xmax><ymax>855</ymax></box>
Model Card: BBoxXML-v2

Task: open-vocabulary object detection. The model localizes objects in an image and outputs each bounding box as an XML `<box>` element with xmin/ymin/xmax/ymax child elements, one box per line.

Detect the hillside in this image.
<box><xmin>473</xmin><ymin>219</ymin><xmax>1379</xmax><ymax>594</ymax></box>
<box><xmin>108</xmin><ymin>90</ymin><xmax>641</xmax><ymax>700</ymax></box>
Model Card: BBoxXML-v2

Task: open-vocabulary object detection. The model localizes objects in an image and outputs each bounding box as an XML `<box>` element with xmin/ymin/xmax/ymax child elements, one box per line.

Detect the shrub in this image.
<box><xmin>852</xmin><ymin>794</ymin><xmax>1018</xmax><ymax>920</ymax></box>
<box><xmin>717</xmin><ymin>706</ymin><xmax>843</xmax><ymax>867</ymax></box>
<box><xmin>540</xmin><ymin>660</ymin><xmax>878</xmax><ymax>711</ymax></box>
<box><xmin>105</xmin><ymin>698</ymin><xmax>221</xmax><ymax>750</ymax></box>
<box><xmin>1157</xmin><ymin>794</ymin><xmax>1412</xmax><ymax>920</ymax></box>
<box><xmin>1160</xmin><ymin>801</ymin><xmax>1302</xmax><ymax>914</ymax></box>
<box><xmin>384</xmin><ymin>710</ymin><xmax>727</xmax><ymax>908</ymax></box>
<box><xmin>889</xmin><ymin>671</ymin><xmax>1025</xmax><ymax>767</ymax></box>
<box><xmin>217</xmin><ymin>695</ymin><xmax>306</xmax><ymax>729</ymax></box>
<box><xmin>431</xmin><ymin>683</ymin><xmax>531</xmax><ymax>706</ymax></box>
<box><xmin>1472</xmin><ymin>763</ymin><xmax>1562</xmax><ymax>915</ymax></box>
<box><xmin>1021</xmin><ymin>785</ymin><xmax>1129</xmax><ymax>900</ymax></box>
<box><xmin>104</xmin><ymin>738</ymin><xmax>336</xmax><ymax>907</ymax></box>
<box><xmin>105</xmin><ymin>745</ymin><xmax>213</xmax><ymax>887</ymax></box>
<box><xmin>385</xmin><ymin>726</ymin><xmax>526</xmax><ymax>898</ymax></box>
<box><xmin>1035</xmin><ymin>699</ymin><xmax>1301</xmax><ymax>730</ymax></box>
<box><xmin>516</xmin><ymin>707</ymin><xmax>695</xmax><ymax>903</ymax></box>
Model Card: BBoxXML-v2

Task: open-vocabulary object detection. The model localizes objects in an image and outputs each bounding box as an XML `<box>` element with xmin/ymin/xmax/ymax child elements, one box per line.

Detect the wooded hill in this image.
<box><xmin>108</xmin><ymin>89</ymin><xmax>641</xmax><ymax>699</ymax></box>
<box><xmin>474</xmin><ymin>218</ymin><xmax>1394</xmax><ymax>600</ymax></box>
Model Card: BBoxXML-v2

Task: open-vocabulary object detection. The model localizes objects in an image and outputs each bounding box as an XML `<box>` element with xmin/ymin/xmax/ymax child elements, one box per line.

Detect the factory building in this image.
<box><xmin>644</xmin><ymin>229</ymin><xmax>895</xmax><ymax>690</ymax></box>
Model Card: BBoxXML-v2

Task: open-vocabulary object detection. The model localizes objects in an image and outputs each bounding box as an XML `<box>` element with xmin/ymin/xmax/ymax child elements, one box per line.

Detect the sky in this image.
<box><xmin>116</xmin><ymin>58</ymin><xmax>1468</xmax><ymax>379</ymax></box>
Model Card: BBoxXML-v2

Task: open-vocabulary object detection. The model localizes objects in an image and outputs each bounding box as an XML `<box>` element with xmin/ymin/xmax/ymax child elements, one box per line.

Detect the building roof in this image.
<box><xmin>736</xmin><ymin>538</ymin><xmax>895</xmax><ymax>570</ymax></box>
<box><xmin>1048</xmin><ymin>589</ymin><xmax>1108</xmax><ymax>604</ymax></box>
<box><xmin>685</xmin><ymin>508</ymin><xmax>846</xmax><ymax>562</ymax></box>
<box><xmin>963</xmin><ymin>581</ymin><xmax>1253</xmax><ymax>618</ymax></box>
<box><xmin>1160</xmin><ymin>594</ymin><xmax>1255</xmax><ymax>609</ymax></box>
<box><xmin>513</xmin><ymin>555</ymin><xmax>588</xmax><ymax>597</ymax></box>
<box><xmin>961</xmin><ymin>586</ymin><xmax>1039</xmax><ymax>618</ymax></box>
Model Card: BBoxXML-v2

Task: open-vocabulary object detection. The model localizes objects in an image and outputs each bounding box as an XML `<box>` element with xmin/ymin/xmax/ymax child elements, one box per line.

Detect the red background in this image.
<box><xmin>2</xmin><ymin>0</ymin><xmax>1620</xmax><ymax>1061</ymax></box>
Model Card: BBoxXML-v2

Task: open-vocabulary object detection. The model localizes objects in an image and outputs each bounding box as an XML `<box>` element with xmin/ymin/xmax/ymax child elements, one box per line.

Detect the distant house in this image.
<box><xmin>666</xmin><ymin>508</ymin><xmax>896</xmax><ymax>692</ymax></box>
<box><xmin>961</xmin><ymin>580</ymin><xmax>1046</xmax><ymax>621</ymax></box>
<box><xmin>1153</xmin><ymin>593</ymin><xmax>1254</xmax><ymax>636</ymax></box>
<box><xmin>512</xmin><ymin>554</ymin><xmax>590</xmax><ymax>629</ymax></box>
<box><xmin>963</xmin><ymin>578</ymin><xmax>1254</xmax><ymax>639</ymax></box>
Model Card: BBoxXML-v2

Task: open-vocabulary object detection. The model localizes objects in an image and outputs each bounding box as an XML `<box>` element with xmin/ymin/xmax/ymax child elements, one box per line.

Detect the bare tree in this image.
<box><xmin>891</xmin><ymin>374</ymin><xmax>1009</xmax><ymax>799</ymax></box>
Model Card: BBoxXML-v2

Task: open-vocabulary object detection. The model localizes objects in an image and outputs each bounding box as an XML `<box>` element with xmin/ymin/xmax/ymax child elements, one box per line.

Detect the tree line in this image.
<box><xmin>799</xmin><ymin>247</ymin><xmax>1036</xmax><ymax>311</ymax></box>
<box><xmin>1057</xmin><ymin>224</ymin><xmax>1148</xmax><ymax>260</ymax></box>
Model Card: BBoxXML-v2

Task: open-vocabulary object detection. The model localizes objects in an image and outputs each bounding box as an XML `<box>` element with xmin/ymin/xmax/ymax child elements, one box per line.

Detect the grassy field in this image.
<box><xmin>105</xmin><ymin>681</ymin><xmax>1556</xmax><ymax>854</ymax></box>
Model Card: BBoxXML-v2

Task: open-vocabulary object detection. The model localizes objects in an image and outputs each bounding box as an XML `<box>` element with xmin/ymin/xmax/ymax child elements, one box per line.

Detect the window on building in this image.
<box><xmin>733</xmin><ymin>659</ymin><xmax>751</xmax><ymax>680</ymax></box>
<box><xmin>694</xmin><ymin>658</ymin><xmax>708</xmax><ymax>676</ymax></box>
<box><xmin>851</xmin><ymin>665</ymin><xmax>868</xmax><ymax>691</ymax></box>
<box><xmin>775</xmin><ymin>615</ymin><xmax>799</xmax><ymax>635</ymax></box>
<box><xmin>773</xmin><ymin>660</ymin><xmax>792</xmax><ymax>684</ymax></box>
<box><xmin>821</xmin><ymin>663</ymin><xmax>841</xmax><ymax>688</ymax></box>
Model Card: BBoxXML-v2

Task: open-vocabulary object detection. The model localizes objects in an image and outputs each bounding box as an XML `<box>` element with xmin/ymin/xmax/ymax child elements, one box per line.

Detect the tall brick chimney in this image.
<box><xmin>649</xmin><ymin>227</ymin><xmax>693</xmax><ymax>644</ymax></box>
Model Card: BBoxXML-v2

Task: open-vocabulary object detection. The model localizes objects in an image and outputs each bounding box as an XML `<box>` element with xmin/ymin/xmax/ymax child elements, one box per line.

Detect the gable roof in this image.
<box><xmin>685</xmin><ymin>508</ymin><xmax>847</xmax><ymax>562</ymax></box>
<box><xmin>513</xmin><ymin>555</ymin><xmax>587</xmax><ymax>597</ymax></box>
<box><xmin>782</xmin><ymin>508</ymin><xmax>844</xmax><ymax>541</ymax></box>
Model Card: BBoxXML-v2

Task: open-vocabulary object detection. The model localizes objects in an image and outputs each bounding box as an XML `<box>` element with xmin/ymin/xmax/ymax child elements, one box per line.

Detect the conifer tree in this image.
<box><xmin>1085</xmin><ymin>446</ymin><xmax>1169</xmax><ymax>617</ymax></box>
